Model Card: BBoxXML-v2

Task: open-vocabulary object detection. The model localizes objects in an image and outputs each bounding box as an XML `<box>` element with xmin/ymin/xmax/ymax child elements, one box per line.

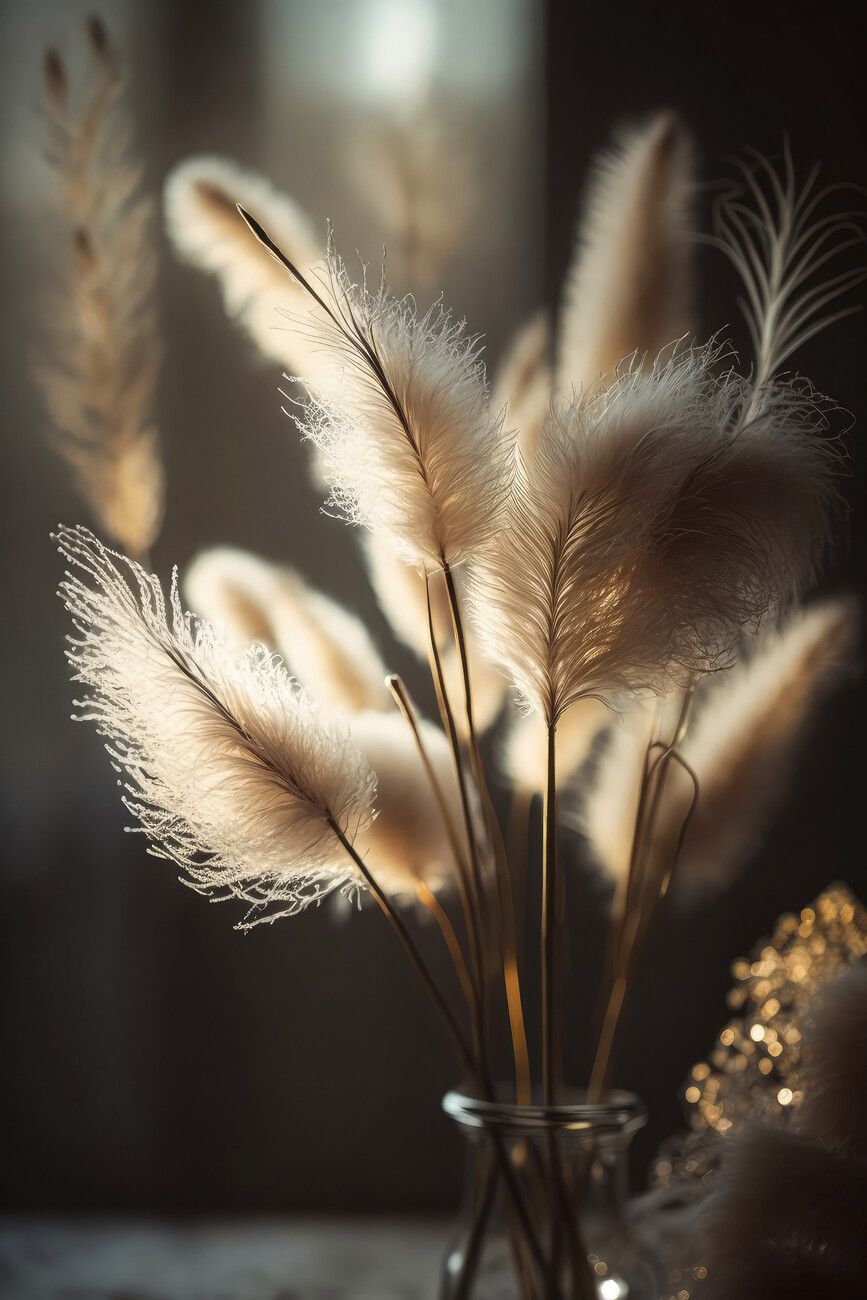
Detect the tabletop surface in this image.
<box><xmin>0</xmin><ymin>1217</ymin><xmax>451</xmax><ymax>1299</ymax></box>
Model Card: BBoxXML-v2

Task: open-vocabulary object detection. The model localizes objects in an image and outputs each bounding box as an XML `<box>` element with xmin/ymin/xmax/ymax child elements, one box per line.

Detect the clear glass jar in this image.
<box><xmin>441</xmin><ymin>1089</ymin><xmax>661</xmax><ymax>1300</ymax></box>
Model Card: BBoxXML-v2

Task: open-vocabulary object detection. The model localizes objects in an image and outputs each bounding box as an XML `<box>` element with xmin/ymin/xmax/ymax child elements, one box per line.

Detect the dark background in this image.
<box><xmin>1</xmin><ymin>0</ymin><xmax>864</xmax><ymax>1217</ymax></box>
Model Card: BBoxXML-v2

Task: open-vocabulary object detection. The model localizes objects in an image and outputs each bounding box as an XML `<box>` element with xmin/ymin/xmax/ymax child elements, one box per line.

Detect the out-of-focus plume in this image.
<box><xmin>164</xmin><ymin>155</ymin><xmax>338</xmax><ymax>392</ymax></box>
<box><xmin>491</xmin><ymin>311</ymin><xmax>552</xmax><ymax>460</ymax></box>
<box><xmin>184</xmin><ymin>546</ymin><xmax>390</xmax><ymax>714</ymax></box>
<box><xmin>37</xmin><ymin>18</ymin><xmax>164</xmax><ymax>561</ymax></box>
<box><xmin>350</xmin><ymin>711</ymin><xmax>461</xmax><ymax>899</ymax></box>
<box><xmin>557</xmin><ymin>111</ymin><xmax>695</xmax><ymax>397</ymax></box>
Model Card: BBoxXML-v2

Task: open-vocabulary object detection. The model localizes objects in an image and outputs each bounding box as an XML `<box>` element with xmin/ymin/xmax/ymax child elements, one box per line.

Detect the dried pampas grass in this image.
<box><xmin>798</xmin><ymin>962</ymin><xmax>867</xmax><ymax>1155</ymax></box>
<box><xmin>164</xmin><ymin>156</ymin><xmax>338</xmax><ymax>392</ymax></box>
<box><xmin>184</xmin><ymin>546</ymin><xmax>389</xmax><ymax>714</ymax></box>
<box><xmin>470</xmin><ymin>346</ymin><xmax>836</xmax><ymax>724</ymax></box>
<box><xmin>56</xmin><ymin>526</ymin><xmax>376</xmax><ymax>923</ymax></box>
<box><xmin>491</xmin><ymin>312</ymin><xmax>552</xmax><ymax>460</ymax></box>
<box><xmin>239</xmin><ymin>213</ymin><xmax>515</xmax><ymax>571</ymax></box>
<box><xmin>38</xmin><ymin>19</ymin><xmax>164</xmax><ymax>562</ymax></box>
<box><xmin>348</xmin><ymin>107</ymin><xmax>476</xmax><ymax>293</ymax></box>
<box><xmin>582</xmin><ymin>601</ymin><xmax>856</xmax><ymax>897</ymax></box>
<box><xmin>700</xmin><ymin>1124</ymin><xmax>867</xmax><ymax>1298</ymax></box>
<box><xmin>350</xmin><ymin>711</ymin><xmax>461</xmax><ymax>899</ymax></box>
<box><xmin>557</xmin><ymin>111</ymin><xmax>695</xmax><ymax>396</ymax></box>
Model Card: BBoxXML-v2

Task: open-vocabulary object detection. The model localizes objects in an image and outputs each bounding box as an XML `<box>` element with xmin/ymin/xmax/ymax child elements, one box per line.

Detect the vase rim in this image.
<box><xmin>442</xmin><ymin>1085</ymin><xmax>647</xmax><ymax>1138</ymax></box>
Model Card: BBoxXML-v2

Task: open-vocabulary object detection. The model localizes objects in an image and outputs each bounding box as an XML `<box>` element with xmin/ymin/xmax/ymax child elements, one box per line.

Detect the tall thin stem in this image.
<box><xmin>416</xmin><ymin>881</ymin><xmax>476</xmax><ymax>1016</ymax></box>
<box><xmin>332</xmin><ymin>820</ymin><xmax>476</xmax><ymax>1078</ymax></box>
<box><xmin>441</xmin><ymin>559</ymin><xmax>533</xmax><ymax>1105</ymax></box>
<box><xmin>542</xmin><ymin>719</ymin><xmax>558</xmax><ymax>1106</ymax></box>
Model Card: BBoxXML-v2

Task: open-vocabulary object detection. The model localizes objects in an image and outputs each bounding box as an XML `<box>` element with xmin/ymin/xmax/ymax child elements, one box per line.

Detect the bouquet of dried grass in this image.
<box><xmin>44</xmin><ymin>69</ymin><xmax>862</xmax><ymax>1295</ymax></box>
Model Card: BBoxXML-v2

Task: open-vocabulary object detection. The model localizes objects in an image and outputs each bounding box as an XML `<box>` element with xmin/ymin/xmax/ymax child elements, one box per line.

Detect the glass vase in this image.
<box><xmin>441</xmin><ymin>1089</ymin><xmax>661</xmax><ymax>1300</ymax></box>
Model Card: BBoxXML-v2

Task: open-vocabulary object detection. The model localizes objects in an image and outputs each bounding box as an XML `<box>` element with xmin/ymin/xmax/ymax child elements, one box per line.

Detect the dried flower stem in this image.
<box><xmin>416</xmin><ymin>881</ymin><xmax>476</xmax><ymax>1016</ymax></box>
<box><xmin>588</xmin><ymin>697</ymin><xmax>699</xmax><ymax>1100</ymax></box>
<box><xmin>424</xmin><ymin>573</ymin><xmax>490</xmax><ymax>1043</ymax></box>
<box><xmin>441</xmin><ymin>559</ymin><xmax>533</xmax><ymax>1105</ymax></box>
<box><xmin>541</xmin><ymin>720</ymin><xmax>558</xmax><ymax>1105</ymax></box>
<box><xmin>330</xmin><ymin>819</ymin><xmax>476</xmax><ymax>1077</ymax></box>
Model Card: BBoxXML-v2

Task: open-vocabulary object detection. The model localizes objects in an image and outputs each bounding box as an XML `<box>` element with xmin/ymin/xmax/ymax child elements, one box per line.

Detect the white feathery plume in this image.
<box><xmin>470</xmin><ymin>344</ymin><xmax>837</xmax><ymax>724</ymax></box>
<box><xmin>184</xmin><ymin>546</ymin><xmax>390</xmax><ymax>714</ymax></box>
<box><xmin>491</xmin><ymin>311</ymin><xmax>552</xmax><ymax>460</ymax></box>
<box><xmin>238</xmin><ymin>210</ymin><xmax>515</xmax><ymax>571</ymax></box>
<box><xmin>502</xmin><ymin>698</ymin><xmax>609</xmax><ymax>795</ymax></box>
<box><xmin>708</xmin><ymin>142</ymin><xmax>866</xmax><ymax>396</ymax></box>
<box><xmin>349</xmin><ymin>711</ymin><xmax>461</xmax><ymax>899</ymax></box>
<box><xmin>581</xmin><ymin>601</ymin><xmax>856</xmax><ymax>896</ymax></box>
<box><xmin>38</xmin><ymin>21</ymin><xmax>164</xmax><ymax>562</ymax></box>
<box><xmin>56</xmin><ymin>525</ymin><xmax>376</xmax><ymax>924</ymax></box>
<box><xmin>557</xmin><ymin>111</ymin><xmax>695</xmax><ymax>396</ymax></box>
<box><xmin>164</xmin><ymin>156</ymin><xmax>339</xmax><ymax>393</ymax></box>
<box><xmin>798</xmin><ymin>962</ymin><xmax>867</xmax><ymax>1156</ymax></box>
<box><xmin>667</xmin><ymin>598</ymin><xmax>858</xmax><ymax>898</ymax></box>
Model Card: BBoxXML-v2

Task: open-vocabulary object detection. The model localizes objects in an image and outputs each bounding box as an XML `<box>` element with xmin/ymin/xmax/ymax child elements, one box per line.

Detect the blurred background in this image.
<box><xmin>1</xmin><ymin>0</ymin><xmax>864</xmax><ymax>1221</ymax></box>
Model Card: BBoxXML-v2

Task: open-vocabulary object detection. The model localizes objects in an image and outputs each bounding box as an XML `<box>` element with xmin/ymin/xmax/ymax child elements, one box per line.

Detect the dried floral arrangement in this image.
<box><xmin>37</xmin><ymin>17</ymin><xmax>863</xmax><ymax>1298</ymax></box>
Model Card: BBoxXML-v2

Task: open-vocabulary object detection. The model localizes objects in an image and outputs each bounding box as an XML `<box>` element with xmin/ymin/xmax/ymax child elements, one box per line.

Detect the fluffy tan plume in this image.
<box><xmin>238</xmin><ymin>211</ymin><xmax>515</xmax><ymax>571</ymax></box>
<box><xmin>349</xmin><ymin>711</ymin><xmax>461</xmax><ymax>899</ymax></box>
<box><xmin>491</xmin><ymin>311</ymin><xmax>552</xmax><ymax>460</ymax></box>
<box><xmin>361</xmin><ymin>532</ymin><xmax>451</xmax><ymax>656</ymax></box>
<box><xmin>470</xmin><ymin>345</ymin><xmax>836</xmax><ymax>724</ymax></box>
<box><xmin>184</xmin><ymin>546</ymin><xmax>389</xmax><ymax>714</ymax></box>
<box><xmin>582</xmin><ymin>600</ymin><xmax>857</xmax><ymax>897</ymax></box>
<box><xmin>502</xmin><ymin>697</ymin><xmax>609</xmax><ymax>795</ymax></box>
<box><xmin>360</xmin><ymin>534</ymin><xmax>505</xmax><ymax>728</ymax></box>
<box><xmin>37</xmin><ymin>19</ymin><xmax>164</xmax><ymax>561</ymax></box>
<box><xmin>669</xmin><ymin>598</ymin><xmax>857</xmax><ymax>898</ymax></box>
<box><xmin>557</xmin><ymin>111</ymin><xmax>695</xmax><ymax>396</ymax></box>
<box><xmin>56</xmin><ymin>526</ymin><xmax>376</xmax><ymax>925</ymax></box>
<box><xmin>164</xmin><ymin>156</ymin><xmax>338</xmax><ymax>392</ymax></box>
<box><xmin>348</xmin><ymin>107</ymin><xmax>476</xmax><ymax>293</ymax></box>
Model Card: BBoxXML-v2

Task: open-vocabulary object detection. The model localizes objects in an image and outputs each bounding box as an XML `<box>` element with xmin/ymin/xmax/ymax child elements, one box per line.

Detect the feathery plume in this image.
<box><xmin>557</xmin><ymin>111</ymin><xmax>695</xmax><ymax>396</ymax></box>
<box><xmin>700</xmin><ymin>1124</ymin><xmax>867</xmax><ymax>1298</ymax></box>
<box><xmin>576</xmin><ymin>709</ymin><xmax>654</xmax><ymax>888</ymax></box>
<box><xmin>470</xmin><ymin>346</ymin><xmax>836</xmax><ymax>724</ymax></box>
<box><xmin>56</xmin><ymin>526</ymin><xmax>376</xmax><ymax>924</ymax></box>
<box><xmin>491</xmin><ymin>311</ymin><xmax>552</xmax><ymax>460</ymax></box>
<box><xmin>184</xmin><ymin>546</ymin><xmax>390</xmax><ymax>714</ymax></box>
<box><xmin>798</xmin><ymin>962</ymin><xmax>867</xmax><ymax>1155</ymax></box>
<box><xmin>361</xmin><ymin>532</ymin><xmax>451</xmax><ymax>656</ymax></box>
<box><xmin>668</xmin><ymin>599</ymin><xmax>857</xmax><ymax>899</ymax></box>
<box><xmin>349</xmin><ymin>711</ymin><xmax>461</xmax><ymax>899</ymax></box>
<box><xmin>502</xmin><ymin>698</ymin><xmax>609</xmax><ymax>795</ymax></box>
<box><xmin>37</xmin><ymin>22</ymin><xmax>164</xmax><ymax>561</ymax></box>
<box><xmin>708</xmin><ymin>143</ymin><xmax>866</xmax><ymax>394</ymax></box>
<box><xmin>348</xmin><ymin>107</ymin><xmax>476</xmax><ymax>293</ymax></box>
<box><xmin>582</xmin><ymin>601</ymin><xmax>856</xmax><ymax>895</ymax></box>
<box><xmin>238</xmin><ymin>210</ymin><xmax>515</xmax><ymax>570</ymax></box>
<box><xmin>164</xmin><ymin>156</ymin><xmax>338</xmax><ymax>392</ymax></box>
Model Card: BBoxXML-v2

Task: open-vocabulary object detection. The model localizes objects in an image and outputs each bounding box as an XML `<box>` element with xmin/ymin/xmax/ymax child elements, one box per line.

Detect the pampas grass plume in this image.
<box><xmin>56</xmin><ymin>526</ymin><xmax>376</xmax><ymax>924</ymax></box>
<box><xmin>38</xmin><ymin>22</ymin><xmax>164</xmax><ymax>561</ymax></box>
<box><xmin>471</xmin><ymin>346</ymin><xmax>836</xmax><ymax>723</ymax></box>
<box><xmin>491</xmin><ymin>311</ymin><xmax>552</xmax><ymax>460</ymax></box>
<box><xmin>557</xmin><ymin>111</ymin><xmax>694</xmax><ymax>395</ymax></box>
<box><xmin>184</xmin><ymin>546</ymin><xmax>389</xmax><ymax>714</ymax></box>
<box><xmin>350</xmin><ymin>711</ymin><xmax>461</xmax><ymax>899</ymax></box>
<box><xmin>164</xmin><ymin>156</ymin><xmax>338</xmax><ymax>392</ymax></box>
